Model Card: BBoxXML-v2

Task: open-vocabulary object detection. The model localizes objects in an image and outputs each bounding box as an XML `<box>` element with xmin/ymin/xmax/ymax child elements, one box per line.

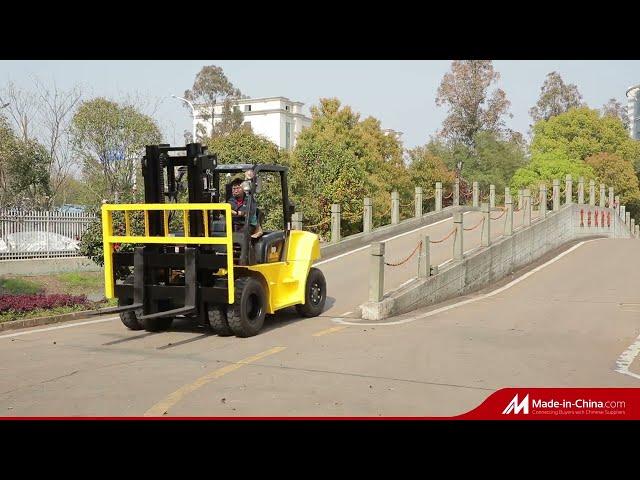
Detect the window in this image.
<box><xmin>285</xmin><ymin>105</ymin><xmax>290</xmax><ymax>111</ymax></box>
<box><xmin>244</xmin><ymin>105</ymin><xmax>251</xmax><ymax>112</ymax></box>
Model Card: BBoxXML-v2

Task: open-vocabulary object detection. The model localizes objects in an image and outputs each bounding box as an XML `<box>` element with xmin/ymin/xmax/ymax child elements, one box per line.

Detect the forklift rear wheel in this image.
<box><xmin>227</xmin><ymin>277</ymin><xmax>267</xmax><ymax>337</ymax></box>
<box><xmin>143</xmin><ymin>300</ymin><xmax>174</xmax><ymax>332</ymax></box>
<box><xmin>295</xmin><ymin>267</ymin><xmax>326</xmax><ymax>317</ymax></box>
<box><xmin>207</xmin><ymin>305</ymin><xmax>233</xmax><ymax>336</ymax></box>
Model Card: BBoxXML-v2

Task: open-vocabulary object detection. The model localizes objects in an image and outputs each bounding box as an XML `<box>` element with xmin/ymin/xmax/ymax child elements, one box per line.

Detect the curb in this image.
<box><xmin>0</xmin><ymin>308</ymin><xmax>103</xmax><ymax>332</ymax></box>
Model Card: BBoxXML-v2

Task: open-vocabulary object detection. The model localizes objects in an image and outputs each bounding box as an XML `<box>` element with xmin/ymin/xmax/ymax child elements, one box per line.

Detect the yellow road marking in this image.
<box><xmin>313</xmin><ymin>326</ymin><xmax>348</xmax><ymax>337</ymax></box>
<box><xmin>144</xmin><ymin>346</ymin><xmax>286</xmax><ymax>416</ymax></box>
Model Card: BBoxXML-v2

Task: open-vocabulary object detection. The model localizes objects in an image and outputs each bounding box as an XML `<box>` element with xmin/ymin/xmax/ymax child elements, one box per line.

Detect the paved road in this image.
<box><xmin>3</xmin><ymin>217</ymin><xmax>638</xmax><ymax>417</ymax></box>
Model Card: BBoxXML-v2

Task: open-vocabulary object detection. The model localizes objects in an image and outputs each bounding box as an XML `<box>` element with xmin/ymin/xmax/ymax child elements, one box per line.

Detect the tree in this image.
<box><xmin>0</xmin><ymin>114</ymin><xmax>17</xmax><ymax>206</ymax></box>
<box><xmin>1</xmin><ymin>79</ymin><xmax>83</xmax><ymax>208</ymax></box>
<box><xmin>601</xmin><ymin>98</ymin><xmax>629</xmax><ymax>131</ymax></box>
<box><xmin>183</xmin><ymin>66</ymin><xmax>243</xmax><ymax>140</ymax></box>
<box><xmin>204</xmin><ymin>129</ymin><xmax>285</xmax><ymax>230</ymax></box>
<box><xmin>70</xmin><ymin>97</ymin><xmax>162</xmax><ymax>206</ymax></box>
<box><xmin>584</xmin><ymin>153</ymin><xmax>640</xmax><ymax>208</ymax></box>
<box><xmin>529</xmin><ymin>72</ymin><xmax>583</xmax><ymax>123</ymax></box>
<box><xmin>5</xmin><ymin>139</ymin><xmax>52</xmax><ymax>208</ymax></box>
<box><xmin>510</xmin><ymin>150</ymin><xmax>595</xmax><ymax>195</ymax></box>
<box><xmin>530</xmin><ymin>107</ymin><xmax>640</xmax><ymax>168</ymax></box>
<box><xmin>406</xmin><ymin>147</ymin><xmax>455</xmax><ymax>204</ymax></box>
<box><xmin>435</xmin><ymin>60</ymin><xmax>512</xmax><ymax>160</ymax></box>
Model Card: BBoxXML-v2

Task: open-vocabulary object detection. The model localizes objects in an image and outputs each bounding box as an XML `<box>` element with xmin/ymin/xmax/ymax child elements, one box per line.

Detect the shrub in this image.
<box><xmin>0</xmin><ymin>294</ymin><xmax>90</xmax><ymax>313</ymax></box>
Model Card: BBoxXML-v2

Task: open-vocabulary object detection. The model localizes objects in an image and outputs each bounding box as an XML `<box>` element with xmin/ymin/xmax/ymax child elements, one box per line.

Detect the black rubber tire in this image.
<box><xmin>119</xmin><ymin>275</ymin><xmax>144</xmax><ymax>330</ymax></box>
<box><xmin>119</xmin><ymin>297</ymin><xmax>145</xmax><ymax>330</ymax></box>
<box><xmin>227</xmin><ymin>277</ymin><xmax>267</xmax><ymax>337</ymax></box>
<box><xmin>207</xmin><ymin>304</ymin><xmax>233</xmax><ymax>336</ymax></box>
<box><xmin>295</xmin><ymin>267</ymin><xmax>326</xmax><ymax>317</ymax></box>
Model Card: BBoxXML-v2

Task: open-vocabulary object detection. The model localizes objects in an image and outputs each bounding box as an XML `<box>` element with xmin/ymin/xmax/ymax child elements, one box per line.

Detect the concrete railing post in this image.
<box><xmin>369</xmin><ymin>242</ymin><xmax>385</xmax><ymax>302</ymax></box>
<box><xmin>518</xmin><ymin>189</ymin><xmax>523</xmax><ymax>210</ymax></box>
<box><xmin>481</xmin><ymin>202</ymin><xmax>490</xmax><ymax>247</ymax></box>
<box><xmin>292</xmin><ymin>212</ymin><xmax>303</xmax><ymax>230</ymax></box>
<box><xmin>589</xmin><ymin>180</ymin><xmax>595</xmax><ymax>207</ymax></box>
<box><xmin>539</xmin><ymin>184</ymin><xmax>547</xmax><ymax>219</ymax></box>
<box><xmin>391</xmin><ymin>190</ymin><xmax>399</xmax><ymax>225</ymax></box>
<box><xmin>472</xmin><ymin>181</ymin><xmax>479</xmax><ymax>208</ymax></box>
<box><xmin>631</xmin><ymin>218</ymin><xmax>635</xmax><ymax>236</ymax></box>
<box><xmin>415</xmin><ymin>187</ymin><xmax>423</xmax><ymax>218</ymax></box>
<box><xmin>453</xmin><ymin>178</ymin><xmax>460</xmax><ymax>207</ymax></box>
<box><xmin>331</xmin><ymin>204</ymin><xmax>341</xmax><ymax>243</ymax></box>
<box><xmin>615</xmin><ymin>196</ymin><xmax>620</xmax><ymax>215</ymax></box>
<box><xmin>609</xmin><ymin>187</ymin><xmax>614</xmax><ymax>209</ymax></box>
<box><xmin>505</xmin><ymin>193</ymin><xmax>513</xmax><ymax>236</ymax></box>
<box><xmin>435</xmin><ymin>182</ymin><xmax>442</xmax><ymax>212</ymax></box>
<box><xmin>565</xmin><ymin>175</ymin><xmax>572</xmax><ymax>205</ymax></box>
<box><xmin>490</xmin><ymin>184</ymin><xmax>495</xmax><ymax>209</ymax></box>
<box><xmin>599</xmin><ymin>184</ymin><xmax>606</xmax><ymax>209</ymax></box>
<box><xmin>552</xmin><ymin>180</ymin><xmax>560</xmax><ymax>212</ymax></box>
<box><xmin>363</xmin><ymin>197</ymin><xmax>373</xmax><ymax>233</ymax></box>
<box><xmin>621</xmin><ymin>205</ymin><xmax>626</xmax><ymax>221</ymax></box>
<box><xmin>635</xmin><ymin>224</ymin><xmax>639</xmax><ymax>239</ymax></box>
<box><xmin>504</xmin><ymin>187</ymin><xmax>510</xmax><ymax>207</ymax></box>
<box><xmin>524</xmin><ymin>189</ymin><xmax>532</xmax><ymax>226</ymax></box>
<box><xmin>578</xmin><ymin>177</ymin><xmax>584</xmax><ymax>204</ymax></box>
<box><xmin>419</xmin><ymin>234</ymin><xmax>430</xmax><ymax>278</ymax></box>
<box><xmin>453</xmin><ymin>212</ymin><xmax>463</xmax><ymax>261</ymax></box>
<box><xmin>626</xmin><ymin>211</ymin><xmax>631</xmax><ymax>229</ymax></box>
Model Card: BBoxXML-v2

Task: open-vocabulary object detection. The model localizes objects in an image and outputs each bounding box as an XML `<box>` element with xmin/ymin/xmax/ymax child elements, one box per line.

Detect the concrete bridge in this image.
<box><xmin>0</xmin><ymin>176</ymin><xmax>638</xmax><ymax>416</ymax></box>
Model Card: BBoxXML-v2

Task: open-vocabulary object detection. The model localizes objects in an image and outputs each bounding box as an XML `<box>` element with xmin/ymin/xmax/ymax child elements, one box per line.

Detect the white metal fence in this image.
<box><xmin>0</xmin><ymin>209</ymin><xmax>96</xmax><ymax>260</ymax></box>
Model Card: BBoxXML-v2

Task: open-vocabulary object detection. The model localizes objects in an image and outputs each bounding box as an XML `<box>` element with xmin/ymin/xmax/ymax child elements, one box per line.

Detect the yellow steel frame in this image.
<box><xmin>101</xmin><ymin>203</ymin><xmax>234</xmax><ymax>303</ymax></box>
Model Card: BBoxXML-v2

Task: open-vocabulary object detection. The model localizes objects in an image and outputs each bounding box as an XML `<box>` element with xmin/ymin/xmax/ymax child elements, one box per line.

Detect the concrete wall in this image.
<box><xmin>0</xmin><ymin>256</ymin><xmax>101</xmax><ymax>277</ymax></box>
<box><xmin>361</xmin><ymin>204</ymin><xmax>632</xmax><ymax>320</ymax></box>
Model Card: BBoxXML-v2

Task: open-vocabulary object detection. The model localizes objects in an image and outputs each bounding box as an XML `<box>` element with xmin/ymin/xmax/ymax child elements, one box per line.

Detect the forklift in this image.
<box><xmin>93</xmin><ymin>143</ymin><xmax>327</xmax><ymax>337</ymax></box>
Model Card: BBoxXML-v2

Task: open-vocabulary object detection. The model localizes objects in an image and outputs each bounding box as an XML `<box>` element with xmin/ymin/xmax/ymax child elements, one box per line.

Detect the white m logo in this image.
<box><xmin>502</xmin><ymin>394</ymin><xmax>529</xmax><ymax>414</ymax></box>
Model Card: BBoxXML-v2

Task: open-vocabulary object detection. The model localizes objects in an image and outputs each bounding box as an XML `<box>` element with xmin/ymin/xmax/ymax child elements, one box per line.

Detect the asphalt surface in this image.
<box><xmin>3</xmin><ymin>211</ymin><xmax>638</xmax><ymax>417</ymax></box>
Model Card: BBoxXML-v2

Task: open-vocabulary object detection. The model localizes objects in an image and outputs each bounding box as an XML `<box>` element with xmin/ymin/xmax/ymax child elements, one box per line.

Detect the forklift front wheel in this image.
<box><xmin>207</xmin><ymin>305</ymin><xmax>234</xmax><ymax>337</ymax></box>
<box><xmin>118</xmin><ymin>299</ymin><xmax>145</xmax><ymax>331</ymax></box>
<box><xmin>227</xmin><ymin>277</ymin><xmax>267</xmax><ymax>337</ymax></box>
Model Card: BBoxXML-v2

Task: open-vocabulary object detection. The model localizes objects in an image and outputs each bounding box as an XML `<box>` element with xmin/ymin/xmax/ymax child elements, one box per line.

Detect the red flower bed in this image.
<box><xmin>0</xmin><ymin>294</ymin><xmax>91</xmax><ymax>313</ymax></box>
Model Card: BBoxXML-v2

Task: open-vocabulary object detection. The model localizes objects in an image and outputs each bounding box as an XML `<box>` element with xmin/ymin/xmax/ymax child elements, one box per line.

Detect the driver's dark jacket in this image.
<box><xmin>228</xmin><ymin>194</ymin><xmax>257</xmax><ymax>226</ymax></box>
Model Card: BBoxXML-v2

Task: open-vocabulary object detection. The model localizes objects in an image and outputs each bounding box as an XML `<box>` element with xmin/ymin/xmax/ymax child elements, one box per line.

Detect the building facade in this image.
<box><xmin>194</xmin><ymin>96</ymin><xmax>312</xmax><ymax>150</ymax></box>
<box><xmin>627</xmin><ymin>85</ymin><xmax>640</xmax><ymax>140</ymax></box>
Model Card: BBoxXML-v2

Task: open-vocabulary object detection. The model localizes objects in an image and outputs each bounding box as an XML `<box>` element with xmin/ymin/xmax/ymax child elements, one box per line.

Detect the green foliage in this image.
<box><xmin>585</xmin><ymin>152</ymin><xmax>640</xmax><ymax>216</ymax></box>
<box><xmin>6</xmin><ymin>139</ymin><xmax>52</xmax><ymax>207</ymax></box>
<box><xmin>71</xmin><ymin>97</ymin><xmax>162</xmax><ymax>207</ymax></box>
<box><xmin>406</xmin><ymin>146</ymin><xmax>455</xmax><ymax>208</ymax></box>
<box><xmin>79</xmin><ymin>216</ymin><xmax>105</xmax><ymax>267</ymax></box>
<box><xmin>288</xmin><ymin>98</ymin><xmax>415</xmax><ymax>237</ymax></box>
<box><xmin>0</xmin><ymin>114</ymin><xmax>17</xmax><ymax>206</ymax></box>
<box><xmin>510</xmin><ymin>150</ymin><xmax>595</xmax><ymax>193</ymax></box>
<box><xmin>0</xmin><ymin>277</ymin><xmax>43</xmax><ymax>295</ymax></box>
<box><xmin>531</xmin><ymin>107</ymin><xmax>640</xmax><ymax>166</ymax></box>
<box><xmin>205</xmin><ymin>128</ymin><xmax>285</xmax><ymax>230</ymax></box>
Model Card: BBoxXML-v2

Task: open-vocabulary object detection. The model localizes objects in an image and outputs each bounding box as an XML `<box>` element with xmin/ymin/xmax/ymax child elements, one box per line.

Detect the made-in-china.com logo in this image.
<box><xmin>502</xmin><ymin>394</ymin><xmax>529</xmax><ymax>415</ymax></box>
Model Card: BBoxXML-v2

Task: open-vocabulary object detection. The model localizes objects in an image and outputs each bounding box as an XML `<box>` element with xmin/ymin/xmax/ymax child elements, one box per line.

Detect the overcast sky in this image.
<box><xmin>0</xmin><ymin>60</ymin><xmax>638</xmax><ymax>149</ymax></box>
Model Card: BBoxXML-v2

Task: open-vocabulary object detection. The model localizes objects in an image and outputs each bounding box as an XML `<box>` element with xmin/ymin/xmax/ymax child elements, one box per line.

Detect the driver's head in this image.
<box><xmin>231</xmin><ymin>178</ymin><xmax>244</xmax><ymax>198</ymax></box>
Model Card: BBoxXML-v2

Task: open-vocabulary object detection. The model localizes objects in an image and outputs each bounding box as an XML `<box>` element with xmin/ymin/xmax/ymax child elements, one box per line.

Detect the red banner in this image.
<box><xmin>454</xmin><ymin>388</ymin><xmax>640</xmax><ymax>420</ymax></box>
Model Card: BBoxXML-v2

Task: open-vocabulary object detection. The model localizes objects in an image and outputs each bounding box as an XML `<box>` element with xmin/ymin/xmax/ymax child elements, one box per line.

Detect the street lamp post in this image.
<box><xmin>171</xmin><ymin>95</ymin><xmax>197</xmax><ymax>142</ymax></box>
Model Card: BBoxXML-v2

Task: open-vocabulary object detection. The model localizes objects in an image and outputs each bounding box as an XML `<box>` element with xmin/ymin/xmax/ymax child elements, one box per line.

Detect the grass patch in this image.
<box><xmin>56</xmin><ymin>272</ymin><xmax>103</xmax><ymax>290</ymax></box>
<box><xmin>0</xmin><ymin>277</ymin><xmax>43</xmax><ymax>295</ymax></box>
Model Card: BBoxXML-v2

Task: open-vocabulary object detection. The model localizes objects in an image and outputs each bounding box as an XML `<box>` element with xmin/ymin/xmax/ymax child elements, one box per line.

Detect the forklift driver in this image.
<box><xmin>228</xmin><ymin>176</ymin><xmax>263</xmax><ymax>238</ymax></box>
